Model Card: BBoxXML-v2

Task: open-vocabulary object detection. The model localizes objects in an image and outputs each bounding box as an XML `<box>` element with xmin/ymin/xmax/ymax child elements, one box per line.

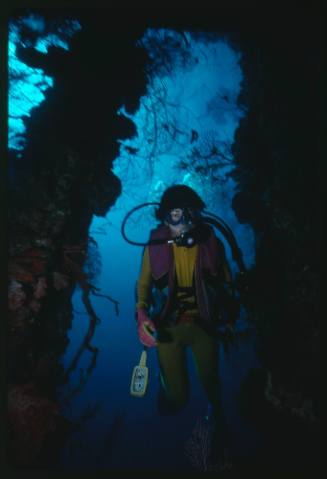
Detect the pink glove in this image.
<box><xmin>136</xmin><ymin>308</ymin><xmax>157</xmax><ymax>348</ymax></box>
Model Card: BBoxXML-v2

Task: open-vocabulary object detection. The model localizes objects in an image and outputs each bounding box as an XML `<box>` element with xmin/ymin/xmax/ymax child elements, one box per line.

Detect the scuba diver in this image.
<box><xmin>133</xmin><ymin>184</ymin><xmax>239</xmax><ymax>441</ymax></box>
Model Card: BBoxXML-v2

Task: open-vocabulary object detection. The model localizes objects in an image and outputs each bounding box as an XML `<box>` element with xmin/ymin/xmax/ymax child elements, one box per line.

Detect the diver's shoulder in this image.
<box><xmin>149</xmin><ymin>224</ymin><xmax>170</xmax><ymax>238</ymax></box>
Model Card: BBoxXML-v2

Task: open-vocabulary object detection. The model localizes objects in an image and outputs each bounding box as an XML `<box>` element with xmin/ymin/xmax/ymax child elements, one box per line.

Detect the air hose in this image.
<box><xmin>121</xmin><ymin>202</ymin><xmax>246</xmax><ymax>275</ymax></box>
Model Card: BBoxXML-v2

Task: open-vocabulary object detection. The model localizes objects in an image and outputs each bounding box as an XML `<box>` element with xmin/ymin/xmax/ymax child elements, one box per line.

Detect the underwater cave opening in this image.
<box><xmin>7</xmin><ymin>10</ymin><xmax>284</xmax><ymax>472</ymax></box>
<box><xmin>9</xmin><ymin>9</ymin><xmax>321</xmax><ymax>473</ymax></box>
<box><xmin>53</xmin><ymin>26</ymin><xmax>264</xmax><ymax>472</ymax></box>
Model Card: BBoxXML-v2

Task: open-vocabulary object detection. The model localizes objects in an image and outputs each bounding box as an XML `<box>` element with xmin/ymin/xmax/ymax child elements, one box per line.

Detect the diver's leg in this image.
<box><xmin>156</xmin><ymin>333</ymin><xmax>189</xmax><ymax>410</ymax></box>
<box><xmin>190</xmin><ymin>324</ymin><xmax>230</xmax><ymax>460</ymax></box>
<box><xmin>190</xmin><ymin>323</ymin><xmax>220</xmax><ymax>415</ymax></box>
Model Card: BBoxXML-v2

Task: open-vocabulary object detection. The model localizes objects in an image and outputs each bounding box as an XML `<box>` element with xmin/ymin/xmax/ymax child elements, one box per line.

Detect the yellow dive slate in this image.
<box><xmin>130</xmin><ymin>349</ymin><xmax>149</xmax><ymax>397</ymax></box>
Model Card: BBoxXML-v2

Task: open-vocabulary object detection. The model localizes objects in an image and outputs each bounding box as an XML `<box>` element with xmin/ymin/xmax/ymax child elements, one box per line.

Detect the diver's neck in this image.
<box><xmin>168</xmin><ymin>223</ymin><xmax>193</xmax><ymax>238</ymax></box>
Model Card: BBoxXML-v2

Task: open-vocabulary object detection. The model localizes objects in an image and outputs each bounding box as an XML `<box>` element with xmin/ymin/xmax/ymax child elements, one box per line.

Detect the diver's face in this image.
<box><xmin>169</xmin><ymin>208</ymin><xmax>183</xmax><ymax>223</ymax></box>
<box><xmin>165</xmin><ymin>207</ymin><xmax>194</xmax><ymax>237</ymax></box>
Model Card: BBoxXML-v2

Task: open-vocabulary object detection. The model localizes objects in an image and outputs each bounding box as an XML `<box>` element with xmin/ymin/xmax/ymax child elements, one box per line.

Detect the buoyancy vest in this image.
<box><xmin>148</xmin><ymin>224</ymin><xmax>226</xmax><ymax>330</ymax></box>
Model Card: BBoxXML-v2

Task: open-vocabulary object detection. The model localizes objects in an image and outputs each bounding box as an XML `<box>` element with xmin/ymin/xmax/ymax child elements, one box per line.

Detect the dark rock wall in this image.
<box><xmin>7</xmin><ymin>10</ymin><xmax>150</xmax><ymax>467</ymax></box>
<box><xmin>230</xmin><ymin>9</ymin><xmax>323</xmax><ymax>426</ymax></box>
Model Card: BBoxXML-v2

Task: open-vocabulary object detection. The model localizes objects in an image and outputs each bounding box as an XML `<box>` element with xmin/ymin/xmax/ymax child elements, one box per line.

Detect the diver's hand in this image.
<box><xmin>136</xmin><ymin>308</ymin><xmax>157</xmax><ymax>348</ymax></box>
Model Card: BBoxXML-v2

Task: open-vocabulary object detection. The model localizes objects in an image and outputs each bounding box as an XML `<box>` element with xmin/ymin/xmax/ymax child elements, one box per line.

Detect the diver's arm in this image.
<box><xmin>222</xmin><ymin>256</ymin><xmax>233</xmax><ymax>293</ymax></box>
<box><xmin>136</xmin><ymin>246</ymin><xmax>152</xmax><ymax>311</ymax></box>
<box><xmin>216</xmin><ymin>237</ymin><xmax>233</xmax><ymax>288</ymax></box>
<box><xmin>218</xmin><ymin>239</ymin><xmax>237</xmax><ymax>331</ymax></box>
<box><xmin>136</xmin><ymin>246</ymin><xmax>157</xmax><ymax>347</ymax></box>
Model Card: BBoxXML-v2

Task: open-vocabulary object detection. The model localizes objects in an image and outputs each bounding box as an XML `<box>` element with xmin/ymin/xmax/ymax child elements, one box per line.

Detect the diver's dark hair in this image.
<box><xmin>155</xmin><ymin>184</ymin><xmax>205</xmax><ymax>222</ymax></box>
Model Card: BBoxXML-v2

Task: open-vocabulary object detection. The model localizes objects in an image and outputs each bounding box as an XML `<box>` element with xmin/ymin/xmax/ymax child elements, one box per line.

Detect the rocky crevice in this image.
<box><xmin>230</xmin><ymin>11</ymin><xmax>322</xmax><ymax>437</ymax></box>
<box><xmin>7</xmin><ymin>13</ymin><xmax>149</xmax><ymax>467</ymax></box>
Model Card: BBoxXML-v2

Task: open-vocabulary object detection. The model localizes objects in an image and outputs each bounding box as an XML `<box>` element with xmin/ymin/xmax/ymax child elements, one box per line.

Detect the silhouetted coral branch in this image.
<box><xmin>88</xmin><ymin>285</ymin><xmax>119</xmax><ymax>316</ymax></box>
<box><xmin>184</xmin><ymin>417</ymin><xmax>234</xmax><ymax>472</ymax></box>
<box><xmin>184</xmin><ymin>417</ymin><xmax>213</xmax><ymax>471</ymax></box>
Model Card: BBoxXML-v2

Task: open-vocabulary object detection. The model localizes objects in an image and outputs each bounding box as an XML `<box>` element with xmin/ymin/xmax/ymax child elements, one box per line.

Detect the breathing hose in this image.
<box><xmin>121</xmin><ymin>202</ymin><xmax>246</xmax><ymax>275</ymax></box>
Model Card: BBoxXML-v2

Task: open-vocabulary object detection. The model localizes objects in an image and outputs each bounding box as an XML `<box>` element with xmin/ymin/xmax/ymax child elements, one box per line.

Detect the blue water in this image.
<box><xmin>8</xmin><ymin>15</ymin><xmax>81</xmax><ymax>152</ymax></box>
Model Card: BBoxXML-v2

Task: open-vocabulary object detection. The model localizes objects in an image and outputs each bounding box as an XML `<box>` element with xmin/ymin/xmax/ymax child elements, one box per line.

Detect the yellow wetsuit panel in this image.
<box><xmin>136</xmin><ymin>244</ymin><xmax>199</xmax><ymax>315</ymax></box>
